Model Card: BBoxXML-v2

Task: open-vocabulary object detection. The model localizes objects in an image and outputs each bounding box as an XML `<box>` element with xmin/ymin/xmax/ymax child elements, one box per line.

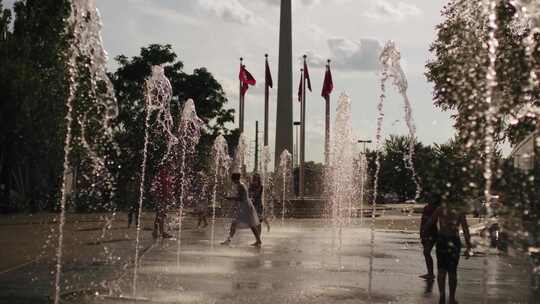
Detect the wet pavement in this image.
<box><xmin>0</xmin><ymin>215</ymin><xmax>535</xmax><ymax>303</ymax></box>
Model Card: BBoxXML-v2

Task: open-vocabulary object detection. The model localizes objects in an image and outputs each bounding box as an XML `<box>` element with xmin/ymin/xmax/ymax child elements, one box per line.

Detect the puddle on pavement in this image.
<box><xmin>315</xmin><ymin>285</ymin><xmax>396</xmax><ymax>302</ymax></box>
<box><xmin>85</xmin><ymin>238</ymin><xmax>132</xmax><ymax>246</ymax></box>
<box><xmin>138</xmin><ymin>264</ymin><xmax>234</xmax><ymax>275</ymax></box>
<box><xmin>232</xmin><ymin>280</ymin><xmax>282</xmax><ymax>291</ymax></box>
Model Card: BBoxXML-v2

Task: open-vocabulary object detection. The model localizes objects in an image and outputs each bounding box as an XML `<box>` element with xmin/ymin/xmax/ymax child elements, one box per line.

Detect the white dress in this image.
<box><xmin>233</xmin><ymin>183</ymin><xmax>260</xmax><ymax>229</ymax></box>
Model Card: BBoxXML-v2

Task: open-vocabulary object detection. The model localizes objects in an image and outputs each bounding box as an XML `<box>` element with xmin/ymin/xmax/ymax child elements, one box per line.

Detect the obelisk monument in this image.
<box><xmin>274</xmin><ymin>0</ymin><xmax>293</xmax><ymax>167</ymax></box>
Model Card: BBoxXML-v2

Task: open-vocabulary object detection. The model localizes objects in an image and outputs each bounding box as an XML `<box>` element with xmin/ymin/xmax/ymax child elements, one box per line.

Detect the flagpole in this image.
<box><xmin>324</xmin><ymin>59</ymin><xmax>331</xmax><ymax>166</ymax></box>
<box><xmin>255</xmin><ymin>121</ymin><xmax>259</xmax><ymax>172</ymax></box>
<box><xmin>239</xmin><ymin>57</ymin><xmax>244</xmax><ymax>134</ymax></box>
<box><xmin>264</xmin><ymin>54</ymin><xmax>270</xmax><ymax>147</ymax></box>
<box><xmin>300</xmin><ymin>55</ymin><xmax>307</xmax><ymax>199</ymax></box>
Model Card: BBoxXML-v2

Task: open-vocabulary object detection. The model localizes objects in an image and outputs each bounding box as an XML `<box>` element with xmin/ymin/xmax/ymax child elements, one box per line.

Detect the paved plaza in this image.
<box><xmin>0</xmin><ymin>213</ymin><xmax>535</xmax><ymax>303</ymax></box>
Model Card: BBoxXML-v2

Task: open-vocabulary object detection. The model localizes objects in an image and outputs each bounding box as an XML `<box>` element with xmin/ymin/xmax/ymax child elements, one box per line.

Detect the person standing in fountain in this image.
<box><xmin>150</xmin><ymin>165</ymin><xmax>173</xmax><ymax>239</ymax></box>
<box><xmin>419</xmin><ymin>200</ymin><xmax>439</xmax><ymax>280</ymax></box>
<box><xmin>424</xmin><ymin>202</ymin><xmax>472</xmax><ymax>304</ymax></box>
<box><xmin>249</xmin><ymin>173</ymin><xmax>271</xmax><ymax>232</ymax></box>
<box><xmin>127</xmin><ymin>174</ymin><xmax>140</xmax><ymax>228</ymax></box>
<box><xmin>221</xmin><ymin>173</ymin><xmax>262</xmax><ymax>247</ymax></box>
<box><xmin>195</xmin><ymin>171</ymin><xmax>209</xmax><ymax>229</ymax></box>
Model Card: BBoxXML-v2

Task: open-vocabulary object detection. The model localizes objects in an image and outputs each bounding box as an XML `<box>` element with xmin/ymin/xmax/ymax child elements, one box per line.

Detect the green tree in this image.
<box><xmin>293</xmin><ymin>161</ymin><xmax>324</xmax><ymax>197</ymax></box>
<box><xmin>426</xmin><ymin>1</ymin><xmax>538</xmax><ymax>149</ymax></box>
<box><xmin>110</xmin><ymin>44</ymin><xmax>236</xmax><ymax>209</ymax></box>
<box><xmin>430</xmin><ymin>138</ymin><xmax>484</xmax><ymax>207</ymax></box>
<box><xmin>380</xmin><ymin>136</ymin><xmax>431</xmax><ymax>202</ymax></box>
<box><xmin>0</xmin><ymin>0</ymin><xmax>70</xmax><ymax>212</ymax></box>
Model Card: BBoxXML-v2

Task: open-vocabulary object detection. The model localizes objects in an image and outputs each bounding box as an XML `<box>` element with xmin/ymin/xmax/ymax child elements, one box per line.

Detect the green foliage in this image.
<box><xmin>0</xmin><ymin>0</ymin><xmax>71</xmax><ymax>212</ymax></box>
<box><xmin>110</xmin><ymin>44</ymin><xmax>237</xmax><ymax>210</ymax></box>
<box><xmin>293</xmin><ymin>161</ymin><xmax>324</xmax><ymax>197</ymax></box>
<box><xmin>430</xmin><ymin>138</ymin><xmax>484</xmax><ymax>207</ymax></box>
<box><xmin>366</xmin><ymin>135</ymin><xmax>484</xmax><ymax>205</ymax></box>
<box><xmin>0</xmin><ymin>2</ymin><xmax>237</xmax><ymax>212</ymax></box>
<box><xmin>69</xmin><ymin>55</ymin><xmax>119</xmax><ymax>212</ymax></box>
<box><xmin>426</xmin><ymin>1</ymin><xmax>538</xmax><ymax>149</ymax></box>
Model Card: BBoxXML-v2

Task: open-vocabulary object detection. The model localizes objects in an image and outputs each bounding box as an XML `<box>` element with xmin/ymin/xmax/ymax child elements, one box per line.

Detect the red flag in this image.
<box><xmin>239</xmin><ymin>65</ymin><xmax>256</xmax><ymax>96</ymax></box>
<box><xmin>297</xmin><ymin>70</ymin><xmax>303</xmax><ymax>102</ymax></box>
<box><xmin>321</xmin><ymin>65</ymin><xmax>333</xmax><ymax>99</ymax></box>
<box><xmin>303</xmin><ymin>60</ymin><xmax>312</xmax><ymax>92</ymax></box>
<box><xmin>265</xmin><ymin>59</ymin><xmax>273</xmax><ymax>89</ymax></box>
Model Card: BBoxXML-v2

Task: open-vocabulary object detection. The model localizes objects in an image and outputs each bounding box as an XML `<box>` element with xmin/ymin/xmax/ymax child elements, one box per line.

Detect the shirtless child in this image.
<box><xmin>424</xmin><ymin>203</ymin><xmax>472</xmax><ymax>304</ymax></box>
<box><xmin>420</xmin><ymin>201</ymin><xmax>438</xmax><ymax>280</ymax></box>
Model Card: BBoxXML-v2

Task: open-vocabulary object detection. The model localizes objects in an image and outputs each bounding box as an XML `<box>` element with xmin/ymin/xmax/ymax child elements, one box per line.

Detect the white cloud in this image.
<box><xmin>301</xmin><ymin>0</ymin><xmax>321</xmax><ymax>6</ymax></box>
<box><xmin>197</xmin><ymin>0</ymin><xmax>261</xmax><ymax>24</ymax></box>
<box><xmin>260</xmin><ymin>0</ymin><xmax>281</xmax><ymax>6</ymax></box>
<box><xmin>260</xmin><ymin>0</ymin><xmax>326</xmax><ymax>7</ymax></box>
<box><xmin>364</xmin><ymin>1</ymin><xmax>422</xmax><ymax>22</ymax></box>
<box><xmin>306</xmin><ymin>38</ymin><xmax>383</xmax><ymax>71</ymax></box>
<box><xmin>124</xmin><ymin>0</ymin><xmax>262</xmax><ymax>25</ymax></box>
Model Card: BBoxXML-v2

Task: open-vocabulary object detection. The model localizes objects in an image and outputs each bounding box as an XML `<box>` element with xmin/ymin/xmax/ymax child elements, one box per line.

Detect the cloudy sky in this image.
<box><xmin>6</xmin><ymin>0</ymin><xmax>455</xmax><ymax>166</ymax></box>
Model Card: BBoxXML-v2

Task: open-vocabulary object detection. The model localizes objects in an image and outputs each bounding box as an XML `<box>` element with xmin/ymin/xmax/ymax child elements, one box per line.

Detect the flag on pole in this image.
<box><xmin>265</xmin><ymin>58</ymin><xmax>273</xmax><ymax>89</ymax></box>
<box><xmin>303</xmin><ymin>60</ymin><xmax>312</xmax><ymax>92</ymax></box>
<box><xmin>239</xmin><ymin>65</ymin><xmax>256</xmax><ymax>96</ymax></box>
<box><xmin>321</xmin><ymin>64</ymin><xmax>333</xmax><ymax>99</ymax></box>
<box><xmin>297</xmin><ymin>69</ymin><xmax>303</xmax><ymax>102</ymax></box>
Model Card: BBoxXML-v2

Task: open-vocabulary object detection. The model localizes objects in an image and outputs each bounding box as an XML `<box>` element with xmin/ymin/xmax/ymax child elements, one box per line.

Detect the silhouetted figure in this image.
<box><xmin>127</xmin><ymin>203</ymin><xmax>139</xmax><ymax>228</ymax></box>
<box><xmin>420</xmin><ymin>201</ymin><xmax>438</xmax><ymax>280</ymax></box>
<box><xmin>195</xmin><ymin>171</ymin><xmax>209</xmax><ymax>229</ymax></box>
<box><xmin>127</xmin><ymin>175</ymin><xmax>140</xmax><ymax>228</ymax></box>
<box><xmin>221</xmin><ymin>173</ymin><xmax>261</xmax><ymax>247</ymax></box>
<box><xmin>150</xmin><ymin>165</ymin><xmax>173</xmax><ymax>239</ymax></box>
<box><xmin>424</xmin><ymin>203</ymin><xmax>472</xmax><ymax>304</ymax></box>
<box><xmin>249</xmin><ymin>173</ymin><xmax>271</xmax><ymax>232</ymax></box>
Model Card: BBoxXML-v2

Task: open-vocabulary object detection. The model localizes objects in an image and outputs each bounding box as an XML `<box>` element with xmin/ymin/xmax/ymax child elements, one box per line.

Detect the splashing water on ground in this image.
<box><xmin>132</xmin><ymin>65</ymin><xmax>175</xmax><ymax>296</ymax></box>
<box><xmin>210</xmin><ymin>135</ymin><xmax>231</xmax><ymax>248</ymax></box>
<box><xmin>357</xmin><ymin>152</ymin><xmax>368</xmax><ymax>225</ymax></box>
<box><xmin>367</xmin><ymin>40</ymin><xmax>421</xmax><ymax>301</ymax></box>
<box><xmin>233</xmin><ymin>133</ymin><xmax>248</xmax><ymax>174</ymax></box>
<box><xmin>261</xmin><ymin>146</ymin><xmax>274</xmax><ymax>220</ymax></box>
<box><xmin>54</xmin><ymin>1</ymin><xmax>119</xmax><ymax>303</ymax></box>
<box><xmin>173</xmin><ymin>99</ymin><xmax>203</xmax><ymax>266</ymax></box>
<box><xmin>482</xmin><ymin>1</ymin><xmax>501</xmax><ymax>302</ymax></box>
<box><xmin>277</xmin><ymin>150</ymin><xmax>292</xmax><ymax>226</ymax></box>
<box><xmin>326</xmin><ymin>93</ymin><xmax>357</xmax><ymax>249</ymax></box>
<box><xmin>379</xmin><ymin>41</ymin><xmax>422</xmax><ymax>200</ymax></box>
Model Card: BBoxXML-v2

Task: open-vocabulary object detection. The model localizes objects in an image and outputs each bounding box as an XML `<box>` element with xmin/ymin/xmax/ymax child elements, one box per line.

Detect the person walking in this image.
<box><xmin>249</xmin><ymin>173</ymin><xmax>271</xmax><ymax>232</ymax></box>
<box><xmin>420</xmin><ymin>200</ymin><xmax>439</xmax><ymax>280</ymax></box>
<box><xmin>221</xmin><ymin>173</ymin><xmax>262</xmax><ymax>247</ymax></box>
<box><xmin>424</xmin><ymin>202</ymin><xmax>472</xmax><ymax>304</ymax></box>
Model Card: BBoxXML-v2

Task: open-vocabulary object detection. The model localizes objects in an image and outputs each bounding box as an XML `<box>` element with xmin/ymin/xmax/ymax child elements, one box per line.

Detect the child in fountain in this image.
<box><xmin>221</xmin><ymin>173</ymin><xmax>262</xmax><ymax>247</ymax></box>
<box><xmin>150</xmin><ymin>165</ymin><xmax>173</xmax><ymax>239</ymax></box>
<box><xmin>423</xmin><ymin>202</ymin><xmax>472</xmax><ymax>304</ymax></box>
<box><xmin>249</xmin><ymin>173</ymin><xmax>271</xmax><ymax>232</ymax></box>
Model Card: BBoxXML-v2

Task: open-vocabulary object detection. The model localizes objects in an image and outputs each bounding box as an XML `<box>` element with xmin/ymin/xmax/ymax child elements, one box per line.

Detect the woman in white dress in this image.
<box><xmin>221</xmin><ymin>173</ymin><xmax>262</xmax><ymax>247</ymax></box>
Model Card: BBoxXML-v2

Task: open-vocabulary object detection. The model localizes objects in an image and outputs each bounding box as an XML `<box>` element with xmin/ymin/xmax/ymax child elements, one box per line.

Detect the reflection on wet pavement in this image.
<box><xmin>0</xmin><ymin>219</ymin><xmax>534</xmax><ymax>304</ymax></box>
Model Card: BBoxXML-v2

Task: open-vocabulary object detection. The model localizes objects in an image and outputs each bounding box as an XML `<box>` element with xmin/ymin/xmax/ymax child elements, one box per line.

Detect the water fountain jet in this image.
<box><xmin>173</xmin><ymin>99</ymin><xmax>203</xmax><ymax>265</ymax></box>
<box><xmin>326</xmin><ymin>93</ymin><xmax>357</xmax><ymax>249</ymax></box>
<box><xmin>210</xmin><ymin>135</ymin><xmax>231</xmax><ymax>248</ymax></box>
<box><xmin>277</xmin><ymin>150</ymin><xmax>292</xmax><ymax>226</ymax></box>
<box><xmin>132</xmin><ymin>65</ymin><xmax>176</xmax><ymax>296</ymax></box>
<box><xmin>54</xmin><ymin>1</ymin><xmax>119</xmax><ymax>303</ymax></box>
